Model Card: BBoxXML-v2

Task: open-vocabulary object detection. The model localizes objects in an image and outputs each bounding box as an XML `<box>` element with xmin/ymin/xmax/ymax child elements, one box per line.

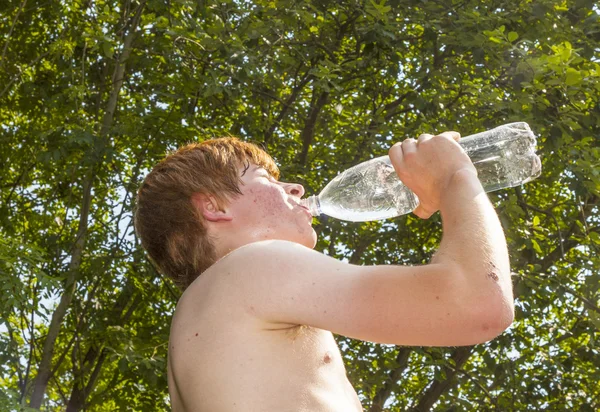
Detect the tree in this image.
<box><xmin>1</xmin><ymin>0</ymin><xmax>598</xmax><ymax>410</ymax></box>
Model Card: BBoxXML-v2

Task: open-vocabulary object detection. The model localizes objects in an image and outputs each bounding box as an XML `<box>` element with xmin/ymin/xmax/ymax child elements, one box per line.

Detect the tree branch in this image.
<box><xmin>264</xmin><ymin>69</ymin><xmax>313</xmax><ymax>145</ymax></box>
<box><xmin>409</xmin><ymin>346</ymin><xmax>474</xmax><ymax>411</ymax></box>
<box><xmin>368</xmin><ymin>348</ymin><xmax>412</xmax><ymax>412</ymax></box>
<box><xmin>298</xmin><ymin>88</ymin><xmax>329</xmax><ymax>166</ymax></box>
<box><xmin>0</xmin><ymin>0</ymin><xmax>28</xmax><ymax>71</ymax></box>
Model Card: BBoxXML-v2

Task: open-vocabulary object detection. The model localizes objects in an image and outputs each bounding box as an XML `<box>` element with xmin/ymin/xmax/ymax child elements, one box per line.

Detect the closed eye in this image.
<box><xmin>260</xmin><ymin>173</ymin><xmax>277</xmax><ymax>182</ymax></box>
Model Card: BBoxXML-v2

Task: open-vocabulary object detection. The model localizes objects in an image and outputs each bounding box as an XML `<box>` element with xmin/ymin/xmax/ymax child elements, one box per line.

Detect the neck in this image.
<box><xmin>212</xmin><ymin>230</ymin><xmax>256</xmax><ymax>262</ymax></box>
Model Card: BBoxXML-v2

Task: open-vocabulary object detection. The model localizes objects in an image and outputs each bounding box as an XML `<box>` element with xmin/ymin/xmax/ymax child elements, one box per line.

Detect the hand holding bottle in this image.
<box><xmin>388</xmin><ymin>132</ymin><xmax>478</xmax><ymax>220</ymax></box>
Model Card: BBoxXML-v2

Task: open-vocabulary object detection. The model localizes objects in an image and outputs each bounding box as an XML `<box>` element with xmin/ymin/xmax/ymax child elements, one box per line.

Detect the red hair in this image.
<box><xmin>134</xmin><ymin>137</ymin><xmax>279</xmax><ymax>291</ymax></box>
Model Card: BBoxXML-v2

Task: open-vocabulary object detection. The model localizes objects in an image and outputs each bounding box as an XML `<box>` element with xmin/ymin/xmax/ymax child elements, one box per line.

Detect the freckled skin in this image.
<box><xmin>224</xmin><ymin>165</ymin><xmax>317</xmax><ymax>249</ymax></box>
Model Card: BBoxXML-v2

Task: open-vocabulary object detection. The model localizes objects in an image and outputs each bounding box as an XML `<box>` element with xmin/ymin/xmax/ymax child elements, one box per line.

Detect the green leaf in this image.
<box><xmin>508</xmin><ymin>31</ymin><xmax>518</xmax><ymax>42</ymax></box>
<box><xmin>102</xmin><ymin>41</ymin><xmax>114</xmax><ymax>59</ymax></box>
<box><xmin>565</xmin><ymin>68</ymin><xmax>582</xmax><ymax>86</ymax></box>
<box><xmin>531</xmin><ymin>239</ymin><xmax>543</xmax><ymax>255</ymax></box>
<box><xmin>589</xmin><ymin>310</ymin><xmax>600</xmax><ymax>331</ymax></box>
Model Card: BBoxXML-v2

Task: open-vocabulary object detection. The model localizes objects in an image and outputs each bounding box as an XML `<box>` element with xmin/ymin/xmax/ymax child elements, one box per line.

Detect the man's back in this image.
<box><xmin>167</xmin><ymin>247</ymin><xmax>364</xmax><ymax>412</ymax></box>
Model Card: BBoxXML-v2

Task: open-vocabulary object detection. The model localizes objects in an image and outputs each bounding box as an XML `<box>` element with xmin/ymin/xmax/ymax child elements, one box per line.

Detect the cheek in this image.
<box><xmin>257</xmin><ymin>187</ymin><xmax>288</xmax><ymax>217</ymax></box>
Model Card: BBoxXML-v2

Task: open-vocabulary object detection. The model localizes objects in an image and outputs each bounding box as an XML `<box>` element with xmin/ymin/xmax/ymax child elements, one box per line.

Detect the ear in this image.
<box><xmin>191</xmin><ymin>193</ymin><xmax>233</xmax><ymax>222</ymax></box>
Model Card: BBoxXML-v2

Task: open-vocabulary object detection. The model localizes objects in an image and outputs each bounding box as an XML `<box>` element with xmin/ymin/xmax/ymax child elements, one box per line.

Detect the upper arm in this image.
<box><xmin>231</xmin><ymin>240</ymin><xmax>511</xmax><ymax>347</ymax></box>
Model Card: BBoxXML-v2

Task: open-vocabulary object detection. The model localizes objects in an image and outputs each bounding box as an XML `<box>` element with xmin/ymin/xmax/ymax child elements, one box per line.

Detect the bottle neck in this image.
<box><xmin>300</xmin><ymin>195</ymin><xmax>321</xmax><ymax>217</ymax></box>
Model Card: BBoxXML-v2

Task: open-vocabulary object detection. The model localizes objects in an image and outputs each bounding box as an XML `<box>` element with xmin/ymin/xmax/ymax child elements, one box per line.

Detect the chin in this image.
<box><xmin>308</xmin><ymin>230</ymin><xmax>318</xmax><ymax>249</ymax></box>
<box><xmin>283</xmin><ymin>229</ymin><xmax>317</xmax><ymax>250</ymax></box>
<box><xmin>299</xmin><ymin>228</ymin><xmax>318</xmax><ymax>249</ymax></box>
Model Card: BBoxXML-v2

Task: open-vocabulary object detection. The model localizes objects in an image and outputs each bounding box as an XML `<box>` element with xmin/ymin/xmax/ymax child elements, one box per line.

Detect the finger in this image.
<box><xmin>413</xmin><ymin>204</ymin><xmax>434</xmax><ymax>220</ymax></box>
<box><xmin>417</xmin><ymin>133</ymin><xmax>434</xmax><ymax>145</ymax></box>
<box><xmin>389</xmin><ymin>142</ymin><xmax>404</xmax><ymax>165</ymax></box>
<box><xmin>438</xmin><ymin>131</ymin><xmax>461</xmax><ymax>142</ymax></box>
<box><xmin>401</xmin><ymin>137</ymin><xmax>417</xmax><ymax>156</ymax></box>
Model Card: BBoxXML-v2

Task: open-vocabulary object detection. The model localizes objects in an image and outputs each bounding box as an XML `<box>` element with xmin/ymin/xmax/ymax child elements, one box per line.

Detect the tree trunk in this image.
<box><xmin>29</xmin><ymin>174</ymin><xmax>94</xmax><ymax>408</ymax></box>
<box><xmin>65</xmin><ymin>289</ymin><xmax>142</xmax><ymax>411</ymax></box>
<box><xmin>28</xmin><ymin>2</ymin><xmax>146</xmax><ymax>407</ymax></box>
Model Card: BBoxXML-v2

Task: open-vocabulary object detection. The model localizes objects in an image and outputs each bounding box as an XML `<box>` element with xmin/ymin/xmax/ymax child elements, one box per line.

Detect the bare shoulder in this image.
<box><xmin>177</xmin><ymin>240</ymin><xmax>313</xmax><ymax>306</ymax></box>
<box><xmin>222</xmin><ymin>239</ymin><xmax>326</xmax><ymax>268</ymax></box>
<box><xmin>169</xmin><ymin>241</ymin><xmax>301</xmax><ymax>331</ymax></box>
<box><xmin>224</xmin><ymin>238</ymin><xmax>316</xmax><ymax>260</ymax></box>
<box><xmin>218</xmin><ymin>239</ymin><xmax>357</xmax><ymax>299</ymax></box>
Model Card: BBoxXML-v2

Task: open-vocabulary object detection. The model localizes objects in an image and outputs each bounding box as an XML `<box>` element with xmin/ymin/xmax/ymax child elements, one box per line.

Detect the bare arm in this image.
<box><xmin>431</xmin><ymin>169</ymin><xmax>514</xmax><ymax>329</ymax></box>
<box><xmin>227</xmin><ymin>238</ymin><xmax>511</xmax><ymax>347</ymax></box>
<box><xmin>389</xmin><ymin>132</ymin><xmax>514</xmax><ymax>329</ymax></box>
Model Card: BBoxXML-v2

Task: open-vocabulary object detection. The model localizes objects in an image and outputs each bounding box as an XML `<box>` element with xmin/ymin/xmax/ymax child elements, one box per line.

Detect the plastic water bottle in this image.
<box><xmin>301</xmin><ymin>122</ymin><xmax>542</xmax><ymax>222</ymax></box>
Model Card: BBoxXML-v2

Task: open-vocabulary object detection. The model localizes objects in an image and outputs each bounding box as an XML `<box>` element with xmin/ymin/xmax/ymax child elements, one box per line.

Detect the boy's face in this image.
<box><xmin>226</xmin><ymin>163</ymin><xmax>317</xmax><ymax>249</ymax></box>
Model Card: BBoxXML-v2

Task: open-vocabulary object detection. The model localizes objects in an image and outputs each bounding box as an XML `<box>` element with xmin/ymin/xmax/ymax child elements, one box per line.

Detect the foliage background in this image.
<box><xmin>1</xmin><ymin>0</ymin><xmax>599</xmax><ymax>410</ymax></box>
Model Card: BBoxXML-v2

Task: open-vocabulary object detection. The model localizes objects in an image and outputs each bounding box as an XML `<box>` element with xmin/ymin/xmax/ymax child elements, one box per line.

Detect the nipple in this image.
<box><xmin>323</xmin><ymin>351</ymin><xmax>332</xmax><ymax>364</ymax></box>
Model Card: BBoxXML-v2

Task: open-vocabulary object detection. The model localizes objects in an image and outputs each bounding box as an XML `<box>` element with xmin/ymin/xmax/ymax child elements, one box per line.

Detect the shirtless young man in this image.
<box><xmin>134</xmin><ymin>132</ymin><xmax>514</xmax><ymax>411</ymax></box>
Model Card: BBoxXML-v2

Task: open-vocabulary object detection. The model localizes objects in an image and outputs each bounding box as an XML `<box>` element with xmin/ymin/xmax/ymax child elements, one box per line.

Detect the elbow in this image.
<box><xmin>498</xmin><ymin>301</ymin><xmax>515</xmax><ymax>332</ymax></box>
<box><xmin>474</xmin><ymin>301</ymin><xmax>514</xmax><ymax>344</ymax></box>
<box><xmin>494</xmin><ymin>289</ymin><xmax>515</xmax><ymax>331</ymax></box>
<box><xmin>460</xmin><ymin>272</ymin><xmax>515</xmax><ymax>343</ymax></box>
<box><xmin>449</xmin><ymin>265</ymin><xmax>516</xmax><ymax>344</ymax></box>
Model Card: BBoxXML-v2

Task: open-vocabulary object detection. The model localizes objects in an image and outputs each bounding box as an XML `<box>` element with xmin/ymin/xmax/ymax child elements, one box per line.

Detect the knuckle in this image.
<box><xmin>390</xmin><ymin>142</ymin><xmax>402</xmax><ymax>153</ymax></box>
<box><xmin>402</xmin><ymin>139</ymin><xmax>416</xmax><ymax>148</ymax></box>
<box><xmin>389</xmin><ymin>144</ymin><xmax>402</xmax><ymax>158</ymax></box>
<box><xmin>403</xmin><ymin>150</ymin><xmax>418</xmax><ymax>162</ymax></box>
<box><xmin>436</xmin><ymin>131</ymin><xmax>460</xmax><ymax>141</ymax></box>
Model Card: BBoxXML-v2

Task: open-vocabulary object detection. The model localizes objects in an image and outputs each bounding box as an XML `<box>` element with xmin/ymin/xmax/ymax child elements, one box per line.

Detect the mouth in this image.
<box><xmin>296</xmin><ymin>203</ymin><xmax>313</xmax><ymax>218</ymax></box>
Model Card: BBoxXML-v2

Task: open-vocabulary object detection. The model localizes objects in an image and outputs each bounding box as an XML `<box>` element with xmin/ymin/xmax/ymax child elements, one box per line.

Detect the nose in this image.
<box><xmin>283</xmin><ymin>182</ymin><xmax>305</xmax><ymax>198</ymax></box>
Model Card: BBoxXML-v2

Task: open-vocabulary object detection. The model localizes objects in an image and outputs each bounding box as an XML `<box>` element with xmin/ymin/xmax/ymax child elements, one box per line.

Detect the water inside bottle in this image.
<box><xmin>473</xmin><ymin>153</ymin><xmax>541</xmax><ymax>192</ymax></box>
<box><xmin>317</xmin><ymin>157</ymin><xmax>419</xmax><ymax>221</ymax></box>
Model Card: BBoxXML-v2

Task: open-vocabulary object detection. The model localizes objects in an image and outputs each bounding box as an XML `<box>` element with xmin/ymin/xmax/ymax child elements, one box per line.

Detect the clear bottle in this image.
<box><xmin>301</xmin><ymin>122</ymin><xmax>542</xmax><ymax>222</ymax></box>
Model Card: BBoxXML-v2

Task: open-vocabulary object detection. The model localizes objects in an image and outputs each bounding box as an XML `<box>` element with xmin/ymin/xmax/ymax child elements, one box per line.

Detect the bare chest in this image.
<box><xmin>170</xmin><ymin>320</ymin><xmax>361</xmax><ymax>411</ymax></box>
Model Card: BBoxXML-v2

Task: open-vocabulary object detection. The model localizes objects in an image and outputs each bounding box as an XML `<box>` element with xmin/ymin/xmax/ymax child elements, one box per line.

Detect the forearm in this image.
<box><xmin>431</xmin><ymin>169</ymin><xmax>514</xmax><ymax>321</ymax></box>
